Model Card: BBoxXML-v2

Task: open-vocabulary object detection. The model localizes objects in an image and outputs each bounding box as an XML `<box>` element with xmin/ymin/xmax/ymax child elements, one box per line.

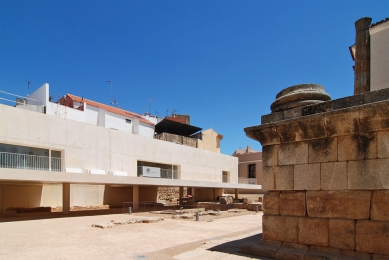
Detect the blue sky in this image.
<box><xmin>0</xmin><ymin>0</ymin><xmax>388</xmax><ymax>155</ymax></box>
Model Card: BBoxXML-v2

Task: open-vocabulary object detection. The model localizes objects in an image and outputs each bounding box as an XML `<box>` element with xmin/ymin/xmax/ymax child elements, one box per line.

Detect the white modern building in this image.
<box><xmin>0</xmin><ymin>83</ymin><xmax>261</xmax><ymax>215</ymax></box>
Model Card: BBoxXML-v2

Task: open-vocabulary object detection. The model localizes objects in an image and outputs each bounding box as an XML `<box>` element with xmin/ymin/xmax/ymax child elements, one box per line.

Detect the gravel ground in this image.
<box><xmin>0</xmin><ymin>211</ymin><xmax>269</xmax><ymax>260</ymax></box>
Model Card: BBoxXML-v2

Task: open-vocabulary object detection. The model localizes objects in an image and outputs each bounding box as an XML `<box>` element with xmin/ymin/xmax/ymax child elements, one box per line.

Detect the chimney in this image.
<box><xmin>354</xmin><ymin>17</ymin><xmax>372</xmax><ymax>95</ymax></box>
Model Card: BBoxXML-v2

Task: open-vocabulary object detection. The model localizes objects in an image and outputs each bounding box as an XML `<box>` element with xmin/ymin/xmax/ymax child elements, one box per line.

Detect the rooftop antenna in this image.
<box><xmin>148</xmin><ymin>98</ymin><xmax>153</xmax><ymax>114</ymax></box>
<box><xmin>26</xmin><ymin>81</ymin><xmax>31</xmax><ymax>96</ymax></box>
<box><xmin>172</xmin><ymin>108</ymin><xmax>179</xmax><ymax>116</ymax></box>
<box><xmin>106</xmin><ymin>79</ymin><xmax>117</xmax><ymax>106</ymax></box>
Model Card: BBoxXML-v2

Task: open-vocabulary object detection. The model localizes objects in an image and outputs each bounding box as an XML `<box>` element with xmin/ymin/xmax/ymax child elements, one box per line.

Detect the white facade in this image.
<box><xmin>370</xmin><ymin>20</ymin><xmax>389</xmax><ymax>91</ymax></box>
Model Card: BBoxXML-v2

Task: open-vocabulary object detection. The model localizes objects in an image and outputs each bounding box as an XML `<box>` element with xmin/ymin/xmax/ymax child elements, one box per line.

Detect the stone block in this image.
<box><xmin>360</xmin><ymin>100</ymin><xmax>389</xmax><ymax>132</ymax></box>
<box><xmin>308</xmin><ymin>137</ymin><xmax>337</xmax><ymax>163</ymax></box>
<box><xmin>241</xmin><ymin>240</ymin><xmax>282</xmax><ymax>259</ymax></box>
<box><xmin>283</xmin><ymin>107</ymin><xmax>303</xmax><ymax>120</ymax></box>
<box><xmin>298</xmin><ymin>217</ymin><xmax>329</xmax><ymax>247</ymax></box>
<box><xmin>306</xmin><ymin>191</ymin><xmax>371</xmax><ymax>219</ymax></box>
<box><xmin>263</xmin><ymin>215</ymin><xmax>298</xmax><ymax>243</ymax></box>
<box><xmin>245</xmin><ymin>124</ymin><xmax>281</xmax><ymax>146</ymax></box>
<box><xmin>279</xmin><ymin>192</ymin><xmax>306</xmax><ymax>217</ymax></box>
<box><xmin>320</xmin><ymin>162</ymin><xmax>347</xmax><ymax>190</ymax></box>
<box><xmin>378</xmin><ymin>130</ymin><xmax>389</xmax><ymax>159</ymax></box>
<box><xmin>364</xmin><ymin>88</ymin><xmax>389</xmax><ymax>104</ymax></box>
<box><xmin>263</xmin><ymin>166</ymin><xmax>276</xmax><ymax>190</ymax></box>
<box><xmin>277</xmin><ymin>115</ymin><xmax>326</xmax><ymax>143</ymax></box>
<box><xmin>263</xmin><ymin>191</ymin><xmax>280</xmax><ymax>215</ymax></box>
<box><xmin>329</xmin><ymin>219</ymin><xmax>355</xmax><ymax>250</ymax></box>
<box><xmin>294</xmin><ymin>163</ymin><xmax>320</xmax><ymax>190</ymax></box>
<box><xmin>373</xmin><ymin>254</ymin><xmax>389</xmax><ymax>260</ymax></box>
<box><xmin>356</xmin><ymin>220</ymin><xmax>389</xmax><ymax>255</ymax></box>
<box><xmin>275</xmin><ymin>166</ymin><xmax>294</xmax><ymax>190</ymax></box>
<box><xmin>338</xmin><ymin>133</ymin><xmax>377</xmax><ymax>161</ymax></box>
<box><xmin>263</xmin><ymin>145</ymin><xmax>278</xmax><ymax>167</ymax></box>
<box><xmin>348</xmin><ymin>159</ymin><xmax>389</xmax><ymax>190</ymax></box>
<box><xmin>278</xmin><ymin>142</ymin><xmax>308</xmax><ymax>166</ymax></box>
<box><xmin>341</xmin><ymin>250</ymin><xmax>371</xmax><ymax>260</ymax></box>
<box><xmin>331</xmin><ymin>94</ymin><xmax>364</xmax><ymax>110</ymax></box>
<box><xmin>305</xmin><ymin>246</ymin><xmax>342</xmax><ymax>260</ymax></box>
<box><xmin>261</xmin><ymin>111</ymin><xmax>285</xmax><ymax>124</ymax></box>
<box><xmin>371</xmin><ymin>190</ymin><xmax>389</xmax><ymax>221</ymax></box>
<box><xmin>274</xmin><ymin>242</ymin><xmax>309</xmax><ymax>260</ymax></box>
<box><xmin>325</xmin><ymin>108</ymin><xmax>360</xmax><ymax>137</ymax></box>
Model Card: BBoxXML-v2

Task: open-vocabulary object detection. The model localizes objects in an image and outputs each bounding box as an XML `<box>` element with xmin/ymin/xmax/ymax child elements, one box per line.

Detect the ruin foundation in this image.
<box><xmin>243</xmin><ymin>87</ymin><xmax>389</xmax><ymax>259</ymax></box>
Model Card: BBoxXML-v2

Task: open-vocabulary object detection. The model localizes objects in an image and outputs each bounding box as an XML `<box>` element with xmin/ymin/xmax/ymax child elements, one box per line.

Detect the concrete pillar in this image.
<box><xmin>213</xmin><ymin>188</ymin><xmax>216</xmax><ymax>201</ymax></box>
<box><xmin>191</xmin><ymin>187</ymin><xmax>195</xmax><ymax>197</ymax></box>
<box><xmin>179</xmin><ymin>187</ymin><xmax>184</xmax><ymax>198</ymax></box>
<box><xmin>354</xmin><ymin>17</ymin><xmax>372</xmax><ymax>95</ymax></box>
<box><xmin>235</xmin><ymin>189</ymin><xmax>239</xmax><ymax>200</ymax></box>
<box><xmin>0</xmin><ymin>184</ymin><xmax>3</xmax><ymax>213</ymax></box>
<box><xmin>62</xmin><ymin>183</ymin><xmax>70</xmax><ymax>214</ymax></box>
<box><xmin>133</xmin><ymin>185</ymin><xmax>139</xmax><ymax>211</ymax></box>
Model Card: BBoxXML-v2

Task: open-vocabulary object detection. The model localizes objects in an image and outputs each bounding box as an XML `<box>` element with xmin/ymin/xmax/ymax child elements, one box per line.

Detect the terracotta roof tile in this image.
<box><xmin>66</xmin><ymin>94</ymin><xmax>154</xmax><ymax>125</ymax></box>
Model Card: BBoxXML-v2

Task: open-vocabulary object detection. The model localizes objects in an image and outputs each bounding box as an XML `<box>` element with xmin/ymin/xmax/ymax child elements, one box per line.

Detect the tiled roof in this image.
<box><xmin>66</xmin><ymin>94</ymin><xmax>154</xmax><ymax>125</ymax></box>
<box><xmin>371</xmin><ymin>18</ymin><xmax>389</xmax><ymax>28</ymax></box>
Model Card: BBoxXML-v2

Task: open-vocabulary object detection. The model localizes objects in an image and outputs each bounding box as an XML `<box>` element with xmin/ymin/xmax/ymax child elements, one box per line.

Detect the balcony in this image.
<box><xmin>238</xmin><ymin>177</ymin><xmax>257</xmax><ymax>185</ymax></box>
<box><xmin>0</xmin><ymin>152</ymin><xmax>63</xmax><ymax>172</ymax></box>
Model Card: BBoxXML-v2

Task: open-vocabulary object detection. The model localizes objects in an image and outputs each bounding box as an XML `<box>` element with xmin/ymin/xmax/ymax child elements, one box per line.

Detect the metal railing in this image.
<box><xmin>238</xmin><ymin>177</ymin><xmax>257</xmax><ymax>185</ymax></box>
<box><xmin>0</xmin><ymin>152</ymin><xmax>62</xmax><ymax>172</ymax></box>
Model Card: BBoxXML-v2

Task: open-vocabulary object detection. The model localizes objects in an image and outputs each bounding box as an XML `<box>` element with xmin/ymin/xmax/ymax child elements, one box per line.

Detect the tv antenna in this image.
<box><xmin>172</xmin><ymin>108</ymin><xmax>179</xmax><ymax>116</ymax></box>
<box><xmin>26</xmin><ymin>81</ymin><xmax>31</xmax><ymax>96</ymax></box>
<box><xmin>148</xmin><ymin>98</ymin><xmax>154</xmax><ymax>114</ymax></box>
<box><xmin>106</xmin><ymin>79</ymin><xmax>118</xmax><ymax>107</ymax></box>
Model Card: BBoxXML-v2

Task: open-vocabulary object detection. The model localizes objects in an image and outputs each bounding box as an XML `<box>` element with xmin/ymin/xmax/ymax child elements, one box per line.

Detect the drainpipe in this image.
<box><xmin>354</xmin><ymin>17</ymin><xmax>372</xmax><ymax>95</ymax></box>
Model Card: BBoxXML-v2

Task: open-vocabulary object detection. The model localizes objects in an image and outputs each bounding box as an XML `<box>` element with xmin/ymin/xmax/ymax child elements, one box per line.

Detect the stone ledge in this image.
<box><xmin>260</xmin><ymin>88</ymin><xmax>389</xmax><ymax>124</ymax></box>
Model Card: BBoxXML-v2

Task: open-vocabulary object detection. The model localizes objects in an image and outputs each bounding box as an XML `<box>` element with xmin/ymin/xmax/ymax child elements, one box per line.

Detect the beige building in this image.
<box><xmin>0</xmin><ymin>84</ymin><xmax>261</xmax><ymax>215</ymax></box>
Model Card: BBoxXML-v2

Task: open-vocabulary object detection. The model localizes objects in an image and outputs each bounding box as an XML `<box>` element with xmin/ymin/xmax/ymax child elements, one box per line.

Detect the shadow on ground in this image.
<box><xmin>207</xmin><ymin>233</ymin><xmax>265</xmax><ymax>259</ymax></box>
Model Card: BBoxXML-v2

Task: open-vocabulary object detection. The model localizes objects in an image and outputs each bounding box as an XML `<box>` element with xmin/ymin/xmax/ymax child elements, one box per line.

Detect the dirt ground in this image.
<box><xmin>0</xmin><ymin>211</ymin><xmax>270</xmax><ymax>260</ymax></box>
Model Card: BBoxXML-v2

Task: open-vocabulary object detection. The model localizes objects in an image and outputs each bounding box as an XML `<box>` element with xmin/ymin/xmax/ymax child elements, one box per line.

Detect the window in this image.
<box><xmin>248</xmin><ymin>164</ymin><xmax>256</xmax><ymax>178</ymax></box>
<box><xmin>125</xmin><ymin>119</ymin><xmax>131</xmax><ymax>123</ymax></box>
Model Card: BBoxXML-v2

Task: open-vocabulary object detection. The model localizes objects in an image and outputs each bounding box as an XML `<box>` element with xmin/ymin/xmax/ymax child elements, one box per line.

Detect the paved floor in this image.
<box><xmin>0</xmin><ymin>211</ymin><xmax>269</xmax><ymax>259</ymax></box>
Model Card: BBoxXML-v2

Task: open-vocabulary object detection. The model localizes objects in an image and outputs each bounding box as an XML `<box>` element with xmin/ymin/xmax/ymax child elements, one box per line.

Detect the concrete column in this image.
<box><xmin>191</xmin><ymin>187</ymin><xmax>195</xmax><ymax>197</ymax></box>
<box><xmin>235</xmin><ymin>189</ymin><xmax>239</xmax><ymax>200</ymax></box>
<box><xmin>179</xmin><ymin>187</ymin><xmax>184</xmax><ymax>198</ymax></box>
<box><xmin>213</xmin><ymin>188</ymin><xmax>216</xmax><ymax>201</ymax></box>
<box><xmin>62</xmin><ymin>183</ymin><xmax>70</xmax><ymax>214</ymax></box>
<box><xmin>0</xmin><ymin>184</ymin><xmax>3</xmax><ymax>213</ymax></box>
<box><xmin>133</xmin><ymin>185</ymin><xmax>139</xmax><ymax>211</ymax></box>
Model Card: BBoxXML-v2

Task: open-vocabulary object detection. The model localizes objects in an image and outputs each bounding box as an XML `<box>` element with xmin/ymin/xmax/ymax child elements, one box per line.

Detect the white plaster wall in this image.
<box><xmin>84</xmin><ymin>105</ymin><xmax>99</xmax><ymax>125</ymax></box>
<box><xmin>105</xmin><ymin>111</ymin><xmax>132</xmax><ymax>133</ymax></box>
<box><xmin>0</xmin><ymin>104</ymin><xmax>238</xmax><ymax>183</ymax></box>
<box><xmin>370</xmin><ymin>22</ymin><xmax>389</xmax><ymax>91</ymax></box>
<box><xmin>46</xmin><ymin>102</ymin><xmax>86</xmax><ymax>123</ymax></box>
<box><xmin>138</xmin><ymin>122</ymin><xmax>155</xmax><ymax>138</ymax></box>
<box><xmin>28</xmin><ymin>83</ymin><xmax>48</xmax><ymax>107</ymax></box>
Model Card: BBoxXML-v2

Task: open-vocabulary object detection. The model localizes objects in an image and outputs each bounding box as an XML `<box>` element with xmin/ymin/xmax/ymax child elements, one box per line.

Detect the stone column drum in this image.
<box><xmin>242</xmin><ymin>84</ymin><xmax>389</xmax><ymax>259</ymax></box>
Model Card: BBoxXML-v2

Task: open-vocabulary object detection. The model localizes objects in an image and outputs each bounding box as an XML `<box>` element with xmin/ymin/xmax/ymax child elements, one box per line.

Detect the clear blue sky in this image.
<box><xmin>0</xmin><ymin>0</ymin><xmax>388</xmax><ymax>155</ymax></box>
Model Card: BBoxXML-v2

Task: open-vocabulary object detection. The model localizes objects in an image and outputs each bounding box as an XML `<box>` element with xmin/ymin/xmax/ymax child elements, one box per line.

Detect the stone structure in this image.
<box><xmin>242</xmin><ymin>84</ymin><xmax>389</xmax><ymax>259</ymax></box>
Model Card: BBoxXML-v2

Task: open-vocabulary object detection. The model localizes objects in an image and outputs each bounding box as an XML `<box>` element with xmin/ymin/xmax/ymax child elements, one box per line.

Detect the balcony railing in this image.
<box><xmin>238</xmin><ymin>177</ymin><xmax>257</xmax><ymax>185</ymax></box>
<box><xmin>0</xmin><ymin>152</ymin><xmax>62</xmax><ymax>172</ymax></box>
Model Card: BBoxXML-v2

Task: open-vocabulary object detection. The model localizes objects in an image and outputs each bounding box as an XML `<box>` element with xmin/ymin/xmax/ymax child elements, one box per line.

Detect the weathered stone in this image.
<box><xmin>278</xmin><ymin>142</ymin><xmax>308</xmax><ymax>166</ymax></box>
<box><xmin>325</xmin><ymin>108</ymin><xmax>361</xmax><ymax>137</ymax></box>
<box><xmin>305</xmin><ymin>246</ymin><xmax>342</xmax><ymax>260</ymax></box>
<box><xmin>294</xmin><ymin>164</ymin><xmax>320</xmax><ymax>190</ymax></box>
<box><xmin>320</xmin><ymin>162</ymin><xmax>347</xmax><ymax>190</ymax></box>
<box><xmin>360</xmin><ymin>100</ymin><xmax>389</xmax><ymax>132</ymax></box>
<box><xmin>277</xmin><ymin>115</ymin><xmax>326</xmax><ymax>143</ymax></box>
<box><xmin>341</xmin><ymin>250</ymin><xmax>371</xmax><ymax>260</ymax></box>
<box><xmin>348</xmin><ymin>159</ymin><xmax>389</xmax><ymax>190</ymax></box>
<box><xmin>279</xmin><ymin>192</ymin><xmax>306</xmax><ymax>217</ymax></box>
<box><xmin>283</xmin><ymin>107</ymin><xmax>303</xmax><ymax>120</ymax></box>
<box><xmin>306</xmin><ymin>191</ymin><xmax>371</xmax><ymax>219</ymax></box>
<box><xmin>275</xmin><ymin>166</ymin><xmax>294</xmax><ymax>190</ymax></box>
<box><xmin>219</xmin><ymin>196</ymin><xmax>233</xmax><ymax>204</ymax></box>
<box><xmin>263</xmin><ymin>215</ymin><xmax>298</xmax><ymax>243</ymax></box>
<box><xmin>378</xmin><ymin>130</ymin><xmax>389</xmax><ymax>159</ymax></box>
<box><xmin>329</xmin><ymin>219</ymin><xmax>355</xmax><ymax>250</ymax></box>
<box><xmin>261</xmin><ymin>111</ymin><xmax>284</xmax><ymax>124</ymax></box>
<box><xmin>263</xmin><ymin>191</ymin><xmax>280</xmax><ymax>215</ymax></box>
<box><xmin>338</xmin><ymin>133</ymin><xmax>377</xmax><ymax>161</ymax></box>
<box><xmin>373</xmin><ymin>254</ymin><xmax>389</xmax><ymax>260</ymax></box>
<box><xmin>364</xmin><ymin>88</ymin><xmax>389</xmax><ymax>104</ymax></box>
<box><xmin>263</xmin><ymin>166</ymin><xmax>276</xmax><ymax>190</ymax></box>
<box><xmin>241</xmin><ymin>240</ymin><xmax>282</xmax><ymax>259</ymax></box>
<box><xmin>245</xmin><ymin>124</ymin><xmax>280</xmax><ymax>146</ymax></box>
<box><xmin>274</xmin><ymin>242</ymin><xmax>309</xmax><ymax>260</ymax></box>
<box><xmin>298</xmin><ymin>217</ymin><xmax>329</xmax><ymax>246</ymax></box>
<box><xmin>302</xmin><ymin>101</ymin><xmax>332</xmax><ymax>116</ymax></box>
<box><xmin>263</xmin><ymin>145</ymin><xmax>278</xmax><ymax>167</ymax></box>
<box><xmin>331</xmin><ymin>94</ymin><xmax>364</xmax><ymax>110</ymax></box>
<box><xmin>356</xmin><ymin>220</ymin><xmax>389</xmax><ymax>255</ymax></box>
<box><xmin>308</xmin><ymin>137</ymin><xmax>337</xmax><ymax>163</ymax></box>
<box><xmin>243</xmin><ymin>197</ymin><xmax>255</xmax><ymax>204</ymax></box>
<box><xmin>270</xmin><ymin>84</ymin><xmax>331</xmax><ymax>113</ymax></box>
<box><xmin>371</xmin><ymin>190</ymin><xmax>389</xmax><ymax>221</ymax></box>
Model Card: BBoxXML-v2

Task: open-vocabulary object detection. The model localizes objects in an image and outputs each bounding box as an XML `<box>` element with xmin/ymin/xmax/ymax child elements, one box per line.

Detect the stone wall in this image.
<box><xmin>243</xmin><ymin>88</ymin><xmax>389</xmax><ymax>259</ymax></box>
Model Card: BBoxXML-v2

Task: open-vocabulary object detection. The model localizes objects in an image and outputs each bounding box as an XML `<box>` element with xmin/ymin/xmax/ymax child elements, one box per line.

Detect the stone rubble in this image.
<box><xmin>91</xmin><ymin>217</ymin><xmax>164</xmax><ymax>229</ymax></box>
